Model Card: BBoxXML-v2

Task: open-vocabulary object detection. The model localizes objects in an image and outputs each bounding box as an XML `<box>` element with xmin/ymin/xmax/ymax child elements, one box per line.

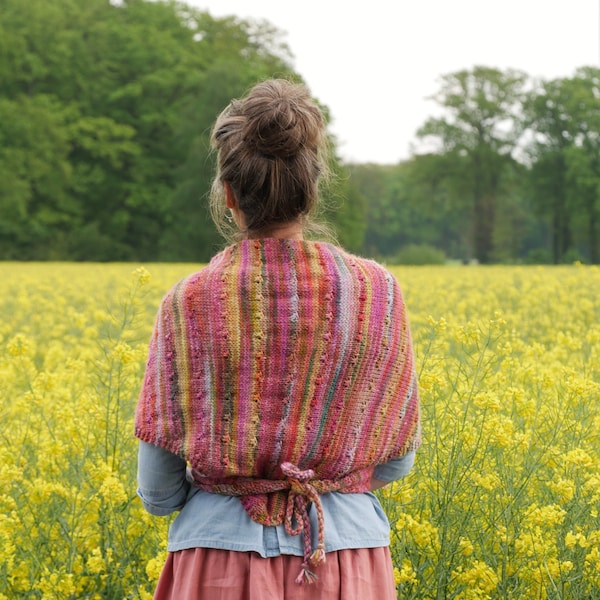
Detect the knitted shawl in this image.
<box><xmin>135</xmin><ymin>238</ymin><xmax>420</xmax><ymax>582</ymax></box>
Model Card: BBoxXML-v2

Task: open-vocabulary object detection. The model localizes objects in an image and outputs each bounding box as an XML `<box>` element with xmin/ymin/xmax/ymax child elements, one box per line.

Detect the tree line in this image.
<box><xmin>354</xmin><ymin>66</ymin><xmax>600</xmax><ymax>264</ymax></box>
<box><xmin>1</xmin><ymin>0</ymin><xmax>598</xmax><ymax>264</ymax></box>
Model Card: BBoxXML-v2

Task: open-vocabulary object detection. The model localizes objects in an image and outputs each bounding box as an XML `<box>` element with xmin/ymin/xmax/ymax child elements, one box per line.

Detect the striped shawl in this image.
<box><xmin>135</xmin><ymin>238</ymin><xmax>420</xmax><ymax>581</ymax></box>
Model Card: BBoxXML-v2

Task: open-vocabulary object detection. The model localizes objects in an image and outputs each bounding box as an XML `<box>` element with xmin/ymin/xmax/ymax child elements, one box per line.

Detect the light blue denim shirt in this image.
<box><xmin>137</xmin><ymin>441</ymin><xmax>415</xmax><ymax>557</ymax></box>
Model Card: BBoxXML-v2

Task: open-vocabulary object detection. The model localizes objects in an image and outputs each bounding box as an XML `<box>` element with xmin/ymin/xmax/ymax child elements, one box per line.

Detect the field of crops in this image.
<box><xmin>1</xmin><ymin>262</ymin><xmax>599</xmax><ymax>599</ymax></box>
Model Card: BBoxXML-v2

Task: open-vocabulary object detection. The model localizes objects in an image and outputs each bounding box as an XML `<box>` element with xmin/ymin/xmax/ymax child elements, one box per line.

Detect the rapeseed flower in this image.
<box><xmin>2</xmin><ymin>262</ymin><xmax>599</xmax><ymax>598</ymax></box>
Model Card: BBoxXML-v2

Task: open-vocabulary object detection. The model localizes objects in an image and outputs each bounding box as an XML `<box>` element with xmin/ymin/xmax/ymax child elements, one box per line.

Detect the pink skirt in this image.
<box><xmin>153</xmin><ymin>547</ymin><xmax>397</xmax><ymax>600</ymax></box>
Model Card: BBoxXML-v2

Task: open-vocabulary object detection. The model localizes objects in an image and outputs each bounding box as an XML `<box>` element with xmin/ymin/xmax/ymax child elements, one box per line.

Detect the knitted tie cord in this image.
<box><xmin>191</xmin><ymin>461</ymin><xmax>331</xmax><ymax>584</ymax></box>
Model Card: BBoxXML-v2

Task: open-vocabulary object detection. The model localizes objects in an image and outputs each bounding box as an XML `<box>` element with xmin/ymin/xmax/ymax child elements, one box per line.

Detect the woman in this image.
<box><xmin>135</xmin><ymin>79</ymin><xmax>420</xmax><ymax>599</ymax></box>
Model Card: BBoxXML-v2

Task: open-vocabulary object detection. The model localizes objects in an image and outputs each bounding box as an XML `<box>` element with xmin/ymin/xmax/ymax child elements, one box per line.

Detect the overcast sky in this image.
<box><xmin>186</xmin><ymin>1</ymin><xmax>599</xmax><ymax>164</ymax></box>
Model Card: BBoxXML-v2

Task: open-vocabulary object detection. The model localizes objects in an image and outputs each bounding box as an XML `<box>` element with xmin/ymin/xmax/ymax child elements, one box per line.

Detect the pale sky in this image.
<box><xmin>186</xmin><ymin>0</ymin><xmax>599</xmax><ymax>164</ymax></box>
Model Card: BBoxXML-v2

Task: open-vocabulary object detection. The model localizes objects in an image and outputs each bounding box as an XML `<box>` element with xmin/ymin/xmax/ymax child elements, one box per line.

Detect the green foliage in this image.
<box><xmin>0</xmin><ymin>0</ymin><xmax>300</xmax><ymax>261</ymax></box>
<box><xmin>0</xmin><ymin>95</ymin><xmax>73</xmax><ymax>258</ymax></box>
<box><xmin>523</xmin><ymin>69</ymin><xmax>600</xmax><ymax>264</ymax></box>
<box><xmin>525</xmin><ymin>248</ymin><xmax>553</xmax><ymax>265</ymax></box>
<box><xmin>320</xmin><ymin>158</ymin><xmax>367</xmax><ymax>253</ymax></box>
<box><xmin>393</xmin><ymin>244</ymin><xmax>446</xmax><ymax>265</ymax></box>
<box><xmin>348</xmin><ymin>156</ymin><xmax>474</xmax><ymax>262</ymax></box>
<box><xmin>416</xmin><ymin>67</ymin><xmax>528</xmax><ymax>264</ymax></box>
<box><xmin>347</xmin><ymin>163</ymin><xmax>403</xmax><ymax>257</ymax></box>
<box><xmin>2</xmin><ymin>2</ymin><xmax>600</xmax><ymax>263</ymax></box>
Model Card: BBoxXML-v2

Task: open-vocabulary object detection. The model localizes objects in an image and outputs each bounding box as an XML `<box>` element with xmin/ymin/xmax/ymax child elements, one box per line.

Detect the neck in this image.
<box><xmin>247</xmin><ymin>221</ymin><xmax>304</xmax><ymax>241</ymax></box>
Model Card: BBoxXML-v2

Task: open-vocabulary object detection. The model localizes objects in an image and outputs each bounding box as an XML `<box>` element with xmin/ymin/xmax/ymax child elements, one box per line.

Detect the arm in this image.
<box><xmin>370</xmin><ymin>450</ymin><xmax>416</xmax><ymax>491</ymax></box>
<box><xmin>137</xmin><ymin>440</ymin><xmax>190</xmax><ymax>516</ymax></box>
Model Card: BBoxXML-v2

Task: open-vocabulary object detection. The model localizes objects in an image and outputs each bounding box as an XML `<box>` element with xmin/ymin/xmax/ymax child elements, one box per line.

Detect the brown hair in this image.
<box><xmin>209</xmin><ymin>79</ymin><xmax>330</xmax><ymax>239</ymax></box>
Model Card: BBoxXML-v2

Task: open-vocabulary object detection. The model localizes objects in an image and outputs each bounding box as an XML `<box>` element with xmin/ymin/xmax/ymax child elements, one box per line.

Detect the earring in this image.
<box><xmin>225</xmin><ymin>211</ymin><xmax>233</xmax><ymax>223</ymax></box>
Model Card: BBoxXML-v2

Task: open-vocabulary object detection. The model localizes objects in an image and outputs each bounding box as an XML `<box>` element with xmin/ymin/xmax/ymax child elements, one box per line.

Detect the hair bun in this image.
<box><xmin>241</xmin><ymin>81</ymin><xmax>322</xmax><ymax>159</ymax></box>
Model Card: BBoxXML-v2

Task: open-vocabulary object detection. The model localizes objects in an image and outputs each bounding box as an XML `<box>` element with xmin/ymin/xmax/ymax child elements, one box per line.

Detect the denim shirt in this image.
<box><xmin>137</xmin><ymin>441</ymin><xmax>415</xmax><ymax>557</ymax></box>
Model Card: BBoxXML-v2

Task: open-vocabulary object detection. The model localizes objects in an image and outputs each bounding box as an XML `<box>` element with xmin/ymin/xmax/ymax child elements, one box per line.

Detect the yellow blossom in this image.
<box><xmin>452</xmin><ymin>560</ymin><xmax>499</xmax><ymax>597</ymax></box>
<box><xmin>525</xmin><ymin>504</ymin><xmax>567</xmax><ymax>528</ymax></box>
<box><xmin>112</xmin><ymin>341</ymin><xmax>136</xmax><ymax>365</ymax></box>
<box><xmin>548</xmin><ymin>478</ymin><xmax>576</xmax><ymax>503</ymax></box>
<box><xmin>7</xmin><ymin>333</ymin><xmax>31</xmax><ymax>357</ymax></box>
<box><xmin>564</xmin><ymin>448</ymin><xmax>594</xmax><ymax>468</ymax></box>
<box><xmin>458</xmin><ymin>536</ymin><xmax>474</xmax><ymax>556</ymax></box>
<box><xmin>2</xmin><ymin>262</ymin><xmax>599</xmax><ymax>598</ymax></box>
<box><xmin>86</xmin><ymin>548</ymin><xmax>107</xmax><ymax>575</ymax></box>
<box><xmin>133</xmin><ymin>266</ymin><xmax>151</xmax><ymax>285</ymax></box>
<box><xmin>146</xmin><ymin>555</ymin><xmax>166</xmax><ymax>581</ymax></box>
<box><xmin>98</xmin><ymin>475</ymin><xmax>128</xmax><ymax>505</ymax></box>
<box><xmin>394</xmin><ymin>559</ymin><xmax>418</xmax><ymax>585</ymax></box>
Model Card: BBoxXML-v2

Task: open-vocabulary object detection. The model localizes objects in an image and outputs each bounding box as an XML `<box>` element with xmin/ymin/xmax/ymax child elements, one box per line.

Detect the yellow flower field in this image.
<box><xmin>1</xmin><ymin>262</ymin><xmax>599</xmax><ymax>599</ymax></box>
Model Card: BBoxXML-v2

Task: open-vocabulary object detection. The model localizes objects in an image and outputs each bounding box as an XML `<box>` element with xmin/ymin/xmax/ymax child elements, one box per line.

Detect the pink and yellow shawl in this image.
<box><xmin>135</xmin><ymin>238</ymin><xmax>420</xmax><ymax>582</ymax></box>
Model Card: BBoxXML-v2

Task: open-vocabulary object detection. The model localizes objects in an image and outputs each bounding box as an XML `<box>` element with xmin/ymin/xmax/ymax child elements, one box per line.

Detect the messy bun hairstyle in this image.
<box><xmin>209</xmin><ymin>79</ymin><xmax>330</xmax><ymax>239</ymax></box>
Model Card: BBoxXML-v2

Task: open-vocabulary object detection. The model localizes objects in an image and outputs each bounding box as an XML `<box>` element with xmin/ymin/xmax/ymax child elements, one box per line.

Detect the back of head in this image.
<box><xmin>210</xmin><ymin>79</ymin><xmax>328</xmax><ymax>238</ymax></box>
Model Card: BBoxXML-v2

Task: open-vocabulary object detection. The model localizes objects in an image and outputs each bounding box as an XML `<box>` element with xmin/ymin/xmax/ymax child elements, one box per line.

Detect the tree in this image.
<box><xmin>525</xmin><ymin>69</ymin><xmax>600</xmax><ymax>263</ymax></box>
<box><xmin>347</xmin><ymin>163</ymin><xmax>400</xmax><ymax>258</ymax></box>
<box><xmin>321</xmin><ymin>157</ymin><xmax>367</xmax><ymax>253</ymax></box>
<box><xmin>524</xmin><ymin>77</ymin><xmax>577</xmax><ymax>262</ymax></box>
<box><xmin>0</xmin><ymin>0</ymin><xmax>314</xmax><ymax>260</ymax></box>
<box><xmin>161</xmin><ymin>11</ymin><xmax>298</xmax><ymax>261</ymax></box>
<box><xmin>401</xmin><ymin>152</ymin><xmax>473</xmax><ymax>259</ymax></box>
<box><xmin>563</xmin><ymin>67</ymin><xmax>600</xmax><ymax>263</ymax></box>
<box><xmin>416</xmin><ymin>66</ymin><xmax>528</xmax><ymax>263</ymax></box>
<box><xmin>0</xmin><ymin>95</ymin><xmax>73</xmax><ymax>258</ymax></box>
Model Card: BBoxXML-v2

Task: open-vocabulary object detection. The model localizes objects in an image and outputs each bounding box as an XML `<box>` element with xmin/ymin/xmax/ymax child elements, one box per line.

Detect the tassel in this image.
<box><xmin>309</xmin><ymin>544</ymin><xmax>326</xmax><ymax>565</ymax></box>
<box><xmin>295</xmin><ymin>563</ymin><xmax>318</xmax><ymax>585</ymax></box>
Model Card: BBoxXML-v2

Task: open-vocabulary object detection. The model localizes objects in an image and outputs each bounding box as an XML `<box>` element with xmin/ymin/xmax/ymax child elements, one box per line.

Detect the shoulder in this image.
<box><xmin>322</xmin><ymin>244</ymin><xmax>401</xmax><ymax>290</ymax></box>
<box><xmin>159</xmin><ymin>248</ymin><xmax>232</xmax><ymax>308</ymax></box>
<box><xmin>323</xmin><ymin>243</ymin><xmax>392</xmax><ymax>272</ymax></box>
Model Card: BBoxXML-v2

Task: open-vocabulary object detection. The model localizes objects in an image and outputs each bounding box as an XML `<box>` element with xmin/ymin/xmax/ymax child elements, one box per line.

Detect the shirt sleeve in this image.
<box><xmin>373</xmin><ymin>450</ymin><xmax>416</xmax><ymax>482</ymax></box>
<box><xmin>137</xmin><ymin>440</ymin><xmax>190</xmax><ymax>516</ymax></box>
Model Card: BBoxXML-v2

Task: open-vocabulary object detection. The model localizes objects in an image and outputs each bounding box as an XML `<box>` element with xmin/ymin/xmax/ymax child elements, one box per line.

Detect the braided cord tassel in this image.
<box><xmin>281</xmin><ymin>462</ymin><xmax>327</xmax><ymax>584</ymax></box>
